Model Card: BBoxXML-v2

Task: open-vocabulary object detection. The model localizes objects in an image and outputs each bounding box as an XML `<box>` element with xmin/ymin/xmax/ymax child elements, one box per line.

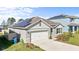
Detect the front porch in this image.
<box><xmin>68</xmin><ymin>26</ymin><xmax>79</xmax><ymax>33</ymax></box>
<box><xmin>68</xmin><ymin>22</ymin><xmax>79</xmax><ymax>32</ymax></box>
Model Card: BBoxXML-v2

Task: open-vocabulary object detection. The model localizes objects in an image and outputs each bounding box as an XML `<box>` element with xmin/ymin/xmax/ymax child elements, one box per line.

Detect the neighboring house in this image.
<box><xmin>68</xmin><ymin>22</ymin><xmax>79</xmax><ymax>33</ymax></box>
<box><xmin>48</xmin><ymin>14</ymin><xmax>79</xmax><ymax>32</ymax></box>
<box><xmin>8</xmin><ymin>17</ymin><xmax>64</xmax><ymax>43</ymax></box>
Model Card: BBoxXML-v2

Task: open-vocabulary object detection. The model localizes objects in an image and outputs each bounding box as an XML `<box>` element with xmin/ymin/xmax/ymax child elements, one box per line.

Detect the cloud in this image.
<box><xmin>25</xmin><ymin>8</ymin><xmax>33</xmax><ymax>13</ymax></box>
<box><xmin>0</xmin><ymin>7</ymin><xmax>34</xmax><ymax>24</ymax></box>
<box><xmin>0</xmin><ymin>7</ymin><xmax>34</xmax><ymax>18</ymax></box>
<box><xmin>36</xmin><ymin>16</ymin><xmax>49</xmax><ymax>19</ymax></box>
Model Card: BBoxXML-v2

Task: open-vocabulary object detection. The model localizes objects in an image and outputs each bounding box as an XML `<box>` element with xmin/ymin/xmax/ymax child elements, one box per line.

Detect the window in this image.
<box><xmin>69</xmin><ymin>26</ymin><xmax>73</xmax><ymax>32</ymax></box>
<box><xmin>74</xmin><ymin>26</ymin><xmax>77</xmax><ymax>31</ymax></box>
<box><xmin>56</xmin><ymin>28</ymin><xmax>59</xmax><ymax>34</ymax></box>
<box><xmin>56</xmin><ymin>28</ymin><xmax>62</xmax><ymax>34</ymax></box>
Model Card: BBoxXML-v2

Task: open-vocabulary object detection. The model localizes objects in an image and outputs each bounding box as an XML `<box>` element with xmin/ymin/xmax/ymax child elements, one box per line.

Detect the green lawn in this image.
<box><xmin>57</xmin><ymin>31</ymin><xmax>79</xmax><ymax>46</ymax></box>
<box><xmin>66</xmin><ymin>32</ymin><xmax>79</xmax><ymax>46</ymax></box>
<box><xmin>5</xmin><ymin>42</ymin><xmax>44</xmax><ymax>51</ymax></box>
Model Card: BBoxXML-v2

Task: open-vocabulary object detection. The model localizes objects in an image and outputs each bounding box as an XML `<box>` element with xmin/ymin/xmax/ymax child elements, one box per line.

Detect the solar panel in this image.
<box><xmin>14</xmin><ymin>20</ymin><xmax>31</xmax><ymax>27</ymax></box>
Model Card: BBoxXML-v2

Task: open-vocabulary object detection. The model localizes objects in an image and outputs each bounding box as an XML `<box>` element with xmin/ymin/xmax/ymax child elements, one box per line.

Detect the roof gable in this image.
<box><xmin>24</xmin><ymin>17</ymin><xmax>64</xmax><ymax>30</ymax></box>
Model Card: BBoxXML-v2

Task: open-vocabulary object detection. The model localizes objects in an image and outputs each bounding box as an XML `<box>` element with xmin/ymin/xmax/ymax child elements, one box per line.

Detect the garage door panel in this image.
<box><xmin>31</xmin><ymin>31</ymin><xmax>48</xmax><ymax>41</ymax></box>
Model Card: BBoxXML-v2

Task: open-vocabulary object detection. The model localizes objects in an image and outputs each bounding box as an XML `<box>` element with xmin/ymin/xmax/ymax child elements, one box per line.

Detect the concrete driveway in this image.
<box><xmin>31</xmin><ymin>38</ymin><xmax>79</xmax><ymax>51</ymax></box>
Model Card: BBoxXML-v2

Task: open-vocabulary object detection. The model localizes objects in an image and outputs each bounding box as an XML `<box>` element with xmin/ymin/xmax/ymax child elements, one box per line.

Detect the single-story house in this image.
<box><xmin>8</xmin><ymin>17</ymin><xmax>64</xmax><ymax>43</ymax></box>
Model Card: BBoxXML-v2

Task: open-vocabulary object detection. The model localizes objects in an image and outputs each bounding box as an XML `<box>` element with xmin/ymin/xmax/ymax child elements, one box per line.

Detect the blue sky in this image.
<box><xmin>0</xmin><ymin>7</ymin><xmax>79</xmax><ymax>24</ymax></box>
<box><xmin>33</xmin><ymin>7</ymin><xmax>79</xmax><ymax>17</ymax></box>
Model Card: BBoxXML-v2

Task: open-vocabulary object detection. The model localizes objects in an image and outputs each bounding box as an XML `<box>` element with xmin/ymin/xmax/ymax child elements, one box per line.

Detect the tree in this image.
<box><xmin>1</xmin><ymin>20</ymin><xmax>6</xmax><ymax>26</ymax></box>
<box><xmin>18</xmin><ymin>19</ymin><xmax>24</xmax><ymax>22</ymax></box>
<box><xmin>25</xmin><ymin>18</ymin><xmax>31</xmax><ymax>22</ymax></box>
<box><xmin>1</xmin><ymin>20</ymin><xmax>6</xmax><ymax>29</ymax></box>
<box><xmin>7</xmin><ymin>17</ymin><xmax>16</xmax><ymax>26</ymax></box>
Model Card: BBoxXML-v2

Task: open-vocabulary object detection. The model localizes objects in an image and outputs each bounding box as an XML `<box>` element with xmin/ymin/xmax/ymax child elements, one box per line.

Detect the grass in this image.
<box><xmin>57</xmin><ymin>31</ymin><xmax>79</xmax><ymax>46</ymax></box>
<box><xmin>66</xmin><ymin>32</ymin><xmax>79</xmax><ymax>46</ymax></box>
<box><xmin>5</xmin><ymin>41</ymin><xmax>44</xmax><ymax>51</ymax></box>
<box><xmin>0</xmin><ymin>32</ymin><xmax>4</xmax><ymax>35</ymax></box>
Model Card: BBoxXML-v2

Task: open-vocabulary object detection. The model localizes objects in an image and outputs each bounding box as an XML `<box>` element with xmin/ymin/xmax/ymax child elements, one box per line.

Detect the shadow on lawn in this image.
<box><xmin>0</xmin><ymin>35</ymin><xmax>13</xmax><ymax>51</ymax></box>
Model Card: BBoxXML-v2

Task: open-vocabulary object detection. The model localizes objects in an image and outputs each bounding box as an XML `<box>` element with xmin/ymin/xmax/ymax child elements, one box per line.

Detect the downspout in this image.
<box><xmin>49</xmin><ymin>28</ymin><xmax>52</xmax><ymax>39</ymax></box>
<box><xmin>26</xmin><ymin>32</ymin><xmax>32</xmax><ymax>48</ymax></box>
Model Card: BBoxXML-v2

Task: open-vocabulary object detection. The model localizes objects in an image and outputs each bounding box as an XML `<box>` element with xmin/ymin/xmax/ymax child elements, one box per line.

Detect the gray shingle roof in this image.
<box><xmin>10</xmin><ymin>16</ymin><xmax>63</xmax><ymax>29</ymax></box>
<box><xmin>29</xmin><ymin>17</ymin><xmax>40</xmax><ymax>23</ymax></box>
<box><xmin>68</xmin><ymin>22</ymin><xmax>79</xmax><ymax>26</ymax></box>
<box><xmin>43</xmin><ymin>19</ymin><xmax>61</xmax><ymax>27</ymax></box>
<box><xmin>24</xmin><ymin>17</ymin><xmax>64</xmax><ymax>29</ymax></box>
<box><xmin>48</xmin><ymin>14</ymin><xmax>79</xmax><ymax>20</ymax></box>
<box><xmin>48</xmin><ymin>14</ymin><xmax>67</xmax><ymax>20</ymax></box>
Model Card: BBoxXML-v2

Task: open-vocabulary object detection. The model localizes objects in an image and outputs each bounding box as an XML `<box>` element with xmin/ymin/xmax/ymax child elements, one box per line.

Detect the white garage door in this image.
<box><xmin>31</xmin><ymin>31</ymin><xmax>48</xmax><ymax>42</ymax></box>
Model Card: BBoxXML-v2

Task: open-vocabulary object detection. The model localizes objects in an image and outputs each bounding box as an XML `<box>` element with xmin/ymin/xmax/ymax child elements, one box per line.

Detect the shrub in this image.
<box><xmin>68</xmin><ymin>32</ymin><xmax>73</xmax><ymax>37</ymax></box>
<box><xmin>56</xmin><ymin>34</ymin><xmax>65</xmax><ymax>41</ymax></box>
<box><xmin>56</xmin><ymin>32</ymin><xmax>71</xmax><ymax>41</ymax></box>
<box><xmin>0</xmin><ymin>35</ymin><xmax>12</xmax><ymax>50</ymax></box>
<box><xmin>75</xmin><ymin>30</ymin><xmax>79</xmax><ymax>34</ymax></box>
